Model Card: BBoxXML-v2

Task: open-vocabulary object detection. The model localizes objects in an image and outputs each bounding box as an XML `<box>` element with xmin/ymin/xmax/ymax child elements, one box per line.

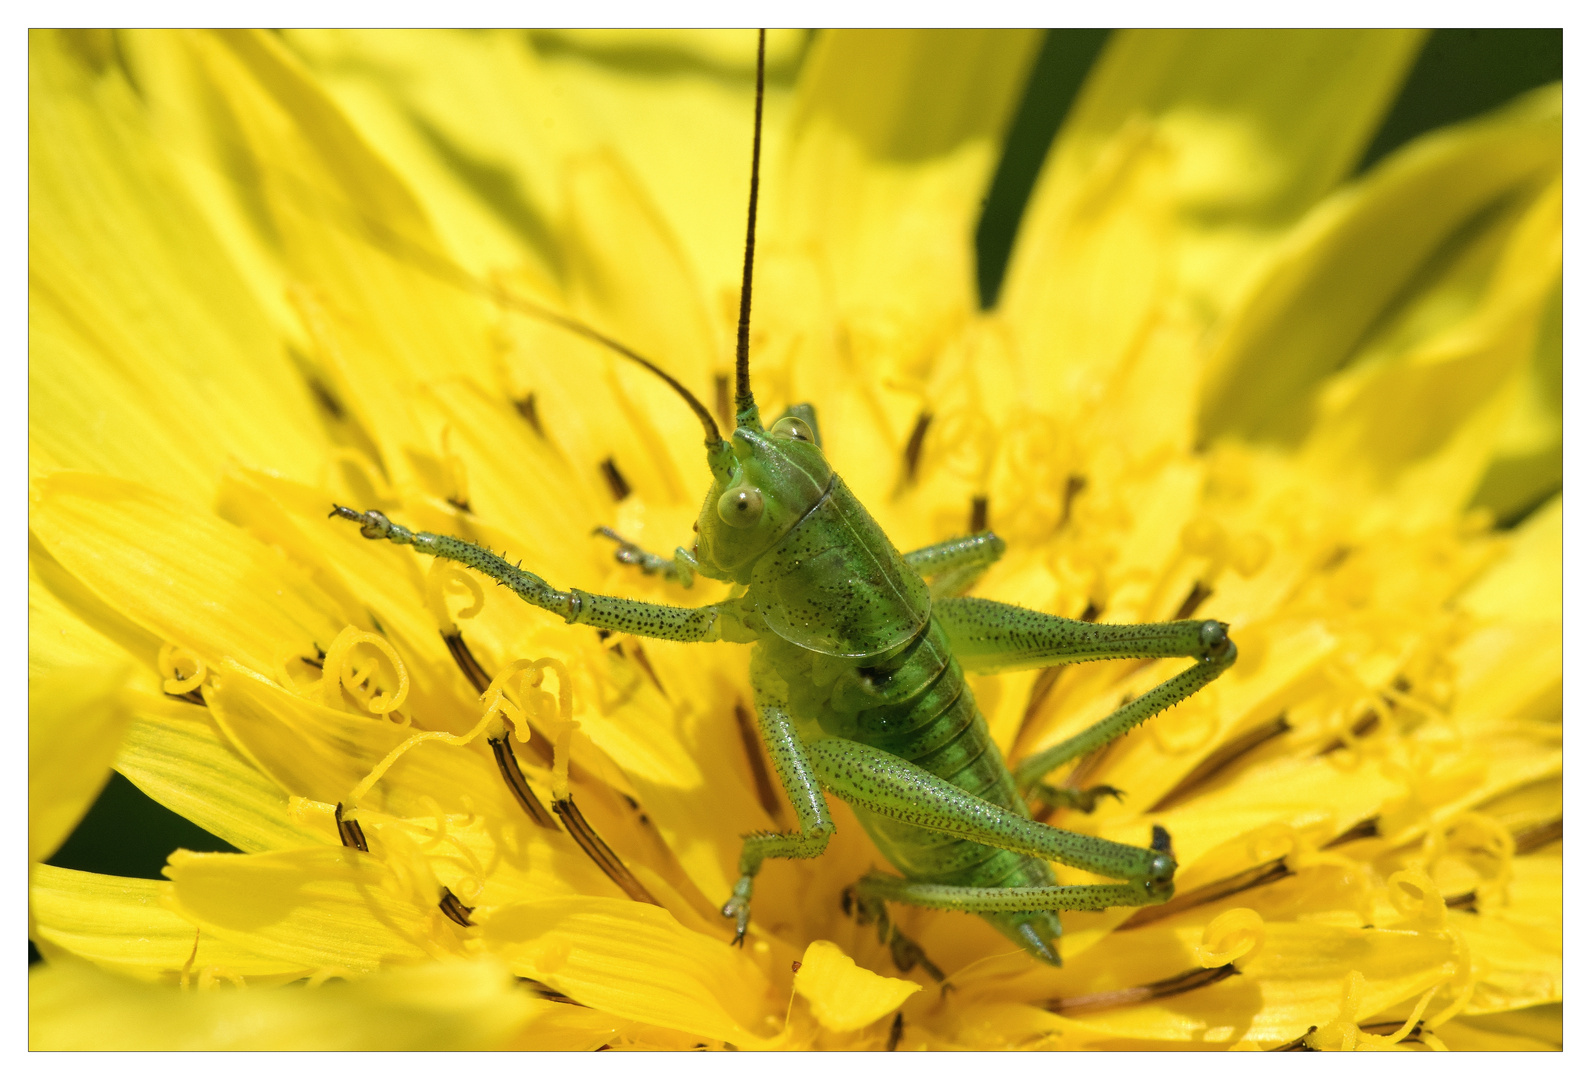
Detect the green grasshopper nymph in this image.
<box><xmin>333</xmin><ymin>30</ymin><xmax>1236</xmax><ymax>971</ymax></box>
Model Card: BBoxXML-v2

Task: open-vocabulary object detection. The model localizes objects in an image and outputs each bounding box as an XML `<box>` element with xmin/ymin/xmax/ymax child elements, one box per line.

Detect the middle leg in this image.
<box><xmin>903</xmin><ymin>532</ymin><xmax>1006</xmax><ymax>598</ymax></box>
<box><xmin>720</xmin><ymin>656</ymin><xmax>835</xmax><ymax>944</ymax></box>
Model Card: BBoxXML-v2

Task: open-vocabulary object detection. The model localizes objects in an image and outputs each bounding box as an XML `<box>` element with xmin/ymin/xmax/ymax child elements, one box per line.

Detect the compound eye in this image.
<box><xmin>771</xmin><ymin>415</ymin><xmax>815</xmax><ymax>443</ymax></box>
<box><xmin>717</xmin><ymin>484</ymin><xmax>765</xmax><ymax>528</ymax></box>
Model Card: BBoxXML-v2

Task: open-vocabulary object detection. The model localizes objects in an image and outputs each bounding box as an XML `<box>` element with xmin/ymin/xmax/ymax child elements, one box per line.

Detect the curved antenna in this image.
<box><xmin>242</xmin><ymin>118</ymin><xmax>725</xmax><ymax>450</ymax></box>
<box><xmin>733</xmin><ymin>29</ymin><xmax>767</xmax><ymax>427</ymax></box>
<box><xmin>487</xmin><ymin>286</ymin><xmax>724</xmax><ymax>450</ymax></box>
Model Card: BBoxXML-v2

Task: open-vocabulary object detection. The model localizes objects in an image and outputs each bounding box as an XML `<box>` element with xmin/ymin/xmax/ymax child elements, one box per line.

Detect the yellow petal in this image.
<box><xmin>31</xmin><ymin>864</ymin><xmax>306</xmax><ymax>981</ymax></box>
<box><xmin>482</xmin><ymin>895</ymin><xmax>774</xmax><ymax>1047</ymax></box>
<box><xmin>1296</xmin><ymin>175</ymin><xmax>1562</xmax><ymax>526</ymax></box>
<box><xmin>182</xmin><ymin>30</ymin><xmax>496</xmax><ymax>495</ymax></box>
<box><xmin>792</xmin><ymin>939</ymin><xmax>921</xmax><ymax>1033</ymax></box>
<box><xmin>1198</xmin><ymin>83</ymin><xmax>1559</xmax><ymax>446</ymax></box>
<box><xmin>1003</xmin><ymin>29</ymin><xmax>1426</xmax><ymax>385</ymax></box>
<box><xmin>280</xmin><ymin>29</ymin><xmax>565</xmax><ymax>280</ymax></box>
<box><xmin>1042</xmin><ymin>919</ymin><xmax>1458</xmax><ymax>1047</ymax></box>
<box><xmin>1454</xmin><ymin>850</ymin><xmax>1562</xmax><ymax>1013</ymax></box>
<box><xmin>161</xmin><ymin>847</ymin><xmax>438</xmax><ymax>973</ymax></box>
<box><xmin>1461</xmin><ymin>494</ymin><xmax>1560</xmax><ymax>621</ymax></box>
<box><xmin>28</xmin><ymin>662</ymin><xmax>131</xmax><ymax>864</ymax></box>
<box><xmin>1057</xmin><ymin>30</ymin><xmax>1425</xmax><ymax>223</ymax></box>
<box><xmin>28</xmin><ymin>30</ymin><xmax>325</xmax><ymax>498</ymax></box>
<box><xmin>114</xmin><ymin>692</ymin><xmax>327</xmax><ymax>853</ymax></box>
<box><xmin>30</xmin><ymin>471</ymin><xmax>344</xmax><ymax>680</ymax></box>
<box><xmin>29</xmin><ymin>535</ymin><xmax>153</xmax><ymax>682</ymax></box>
<box><xmin>1470</xmin><ymin>273</ymin><xmax>1561</xmax><ymax>522</ymax></box>
<box><xmin>29</xmin><ymin>955</ymin><xmax>541</xmax><ymax>1050</ymax></box>
<box><xmin>783</xmin><ymin>30</ymin><xmax>1041</xmax><ymax>375</ymax></box>
<box><xmin>1437</xmin><ymin>1003</ymin><xmax>1560</xmax><ymax>1051</ymax></box>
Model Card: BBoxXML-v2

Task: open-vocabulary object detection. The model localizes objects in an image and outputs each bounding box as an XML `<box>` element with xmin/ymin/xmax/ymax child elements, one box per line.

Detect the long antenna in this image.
<box><xmin>733</xmin><ymin>29</ymin><xmax>766</xmax><ymax>426</ymax></box>
<box><xmin>257</xmin><ymin>51</ymin><xmax>730</xmax><ymax>451</ymax></box>
<box><xmin>488</xmin><ymin>287</ymin><xmax>724</xmax><ymax>449</ymax></box>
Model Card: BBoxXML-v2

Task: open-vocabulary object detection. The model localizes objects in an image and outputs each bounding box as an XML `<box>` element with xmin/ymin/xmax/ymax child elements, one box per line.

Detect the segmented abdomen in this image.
<box><xmin>847</xmin><ymin>619</ymin><xmax>1055</xmax><ymax>896</ymax></box>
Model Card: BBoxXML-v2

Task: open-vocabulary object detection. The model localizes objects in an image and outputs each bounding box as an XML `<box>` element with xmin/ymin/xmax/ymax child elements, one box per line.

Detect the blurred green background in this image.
<box><xmin>36</xmin><ymin>28</ymin><xmax>1561</xmax><ymax>963</ymax></box>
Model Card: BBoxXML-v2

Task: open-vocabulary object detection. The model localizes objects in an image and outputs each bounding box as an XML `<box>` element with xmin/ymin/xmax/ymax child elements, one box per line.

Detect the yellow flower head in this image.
<box><xmin>30</xmin><ymin>29</ymin><xmax>1560</xmax><ymax>1050</ymax></box>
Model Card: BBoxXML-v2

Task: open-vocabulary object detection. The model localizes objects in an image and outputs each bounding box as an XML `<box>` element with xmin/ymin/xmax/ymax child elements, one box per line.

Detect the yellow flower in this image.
<box><xmin>30</xmin><ymin>29</ymin><xmax>1560</xmax><ymax>1050</ymax></box>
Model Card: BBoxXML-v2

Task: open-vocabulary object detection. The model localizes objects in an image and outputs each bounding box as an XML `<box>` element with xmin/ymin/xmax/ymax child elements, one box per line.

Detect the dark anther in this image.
<box><xmin>438</xmin><ymin>886</ymin><xmax>475</xmax><ymax>927</ymax></box>
<box><xmin>1322</xmin><ymin>815</ymin><xmax>1381</xmax><ymax>848</ymax></box>
<box><xmin>901</xmin><ymin>410</ymin><xmax>933</xmax><ymax>485</ymax></box>
<box><xmin>306</xmin><ymin>375</ymin><xmax>346</xmax><ymax>420</ymax></box>
<box><xmin>515</xmin><ymin>393</ymin><xmax>545</xmax><ymax>438</ymax></box>
<box><xmin>1148</xmin><ymin>715</ymin><xmax>1291</xmax><ymax>812</ymax></box>
<box><xmin>334</xmin><ymin>802</ymin><xmax>369</xmax><ymax>852</ymax></box>
<box><xmin>599</xmin><ymin>457</ymin><xmax>632</xmax><ymax>501</ymax></box>
<box><xmin>969</xmin><ymin>494</ymin><xmax>988</xmax><ymax>534</ymax></box>
<box><xmin>1445</xmin><ymin>889</ymin><xmax>1479</xmax><ymax>912</ymax></box>
<box><xmin>628</xmin><ymin>641</ymin><xmax>667</xmax><ymax>697</ymax></box>
<box><xmin>734</xmin><ymin>703</ymin><xmax>783</xmax><ymax>821</ymax></box>
<box><xmin>446</xmin><ymin>495</ymin><xmax>473</xmax><ymax>514</ymax></box>
<box><xmin>1514</xmin><ymin>816</ymin><xmax>1562</xmax><ymax>854</ymax></box>
<box><xmin>1173</xmin><ymin>580</ymin><xmax>1213</xmax><ymax>621</ymax></box>
<box><xmin>1018</xmin><ymin>666</ymin><xmax>1065</xmax><ymax>741</ymax></box>
<box><xmin>1058</xmin><ymin>473</ymin><xmax>1087</xmax><ymax>528</ymax></box>
<box><xmin>300</xmin><ymin>644</ymin><xmax>326</xmax><ymax>671</ymax></box>
<box><xmin>166</xmin><ymin>687</ymin><xmax>206</xmax><ymax>706</ymax></box>
<box><xmin>489</xmin><ymin>737</ymin><xmax>559</xmax><ymax>827</ymax></box>
<box><xmin>441</xmin><ymin>630</ymin><xmax>491</xmax><ymax>695</ymax></box>
<box><xmin>552</xmin><ymin>796</ymin><xmax>661</xmax><ymax>906</ymax></box>
<box><xmin>1316</xmin><ymin>704</ymin><xmax>1384</xmax><ymax>755</ymax></box>
<box><xmin>1045</xmin><ymin>963</ymin><xmax>1238</xmax><ymax>1015</ymax></box>
<box><xmin>1078</xmin><ymin>600</ymin><xmax>1101</xmax><ymax>622</ymax></box>
<box><xmin>791</xmin><ymin>960</ymin><xmax>802</xmax><ymax>974</ymax></box>
<box><xmin>518</xmin><ymin>977</ymin><xmax>587</xmax><ymax>1007</ymax></box>
<box><xmin>1270</xmin><ymin>1026</ymin><xmax>1320</xmax><ymax>1051</ymax></box>
<box><xmin>886</xmin><ymin>1011</ymin><xmax>904</xmax><ymax>1052</ymax></box>
<box><xmin>1118</xmin><ymin>858</ymin><xmax>1292</xmax><ymax>930</ymax></box>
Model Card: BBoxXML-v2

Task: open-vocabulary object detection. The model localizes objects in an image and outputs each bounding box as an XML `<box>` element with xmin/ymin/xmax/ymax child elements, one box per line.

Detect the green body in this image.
<box><xmin>748</xmin><ymin>476</ymin><xmax>1062</xmax><ymax>956</ymax></box>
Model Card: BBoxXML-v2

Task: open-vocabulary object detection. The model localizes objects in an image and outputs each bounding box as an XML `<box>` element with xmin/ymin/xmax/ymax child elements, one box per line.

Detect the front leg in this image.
<box><xmin>721</xmin><ymin>655</ymin><xmax>835</xmax><ymax>944</ymax></box>
<box><xmin>331</xmin><ymin>507</ymin><xmax>722</xmax><ymax>642</ymax></box>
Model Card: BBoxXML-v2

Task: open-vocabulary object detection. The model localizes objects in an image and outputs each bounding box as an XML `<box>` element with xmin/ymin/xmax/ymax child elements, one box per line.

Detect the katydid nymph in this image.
<box><xmin>332</xmin><ymin>30</ymin><xmax>1236</xmax><ymax>970</ymax></box>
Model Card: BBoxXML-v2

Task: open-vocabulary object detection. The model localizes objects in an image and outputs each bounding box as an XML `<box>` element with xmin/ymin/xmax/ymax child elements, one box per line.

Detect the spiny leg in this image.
<box><xmin>903</xmin><ymin>532</ymin><xmax>1007</xmax><ymax>599</ymax></box>
<box><xmin>805</xmin><ymin>738</ymin><xmax>1175</xmax><ymax>905</ymax></box>
<box><xmin>593</xmin><ymin>526</ymin><xmax>700</xmax><ymax>588</ymax></box>
<box><xmin>721</xmin><ymin>654</ymin><xmax>835</xmax><ymax>944</ymax></box>
<box><xmin>854</xmin><ymin>872</ymin><xmax>1158</xmax><ymax>914</ymax></box>
<box><xmin>935</xmin><ymin>597</ymin><xmax>1237</xmax><ymax>799</ymax></box>
<box><xmin>331</xmin><ymin>508</ymin><xmax>722</xmax><ymax>642</ymax></box>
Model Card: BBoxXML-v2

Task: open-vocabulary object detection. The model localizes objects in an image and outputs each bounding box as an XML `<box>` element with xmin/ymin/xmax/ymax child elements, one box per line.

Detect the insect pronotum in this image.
<box><xmin>332</xmin><ymin>29</ymin><xmax>1237</xmax><ymax>972</ymax></box>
